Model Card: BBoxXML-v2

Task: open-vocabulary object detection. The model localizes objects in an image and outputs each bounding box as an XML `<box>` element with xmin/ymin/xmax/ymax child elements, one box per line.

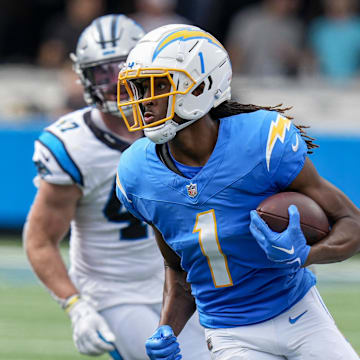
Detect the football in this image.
<box><xmin>256</xmin><ymin>192</ymin><xmax>330</xmax><ymax>246</ymax></box>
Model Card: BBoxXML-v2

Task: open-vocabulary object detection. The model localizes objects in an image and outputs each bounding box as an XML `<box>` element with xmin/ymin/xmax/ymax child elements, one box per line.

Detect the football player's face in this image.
<box><xmin>88</xmin><ymin>61</ymin><xmax>127</xmax><ymax>101</ymax></box>
<box><xmin>141</xmin><ymin>77</ymin><xmax>171</xmax><ymax>125</ymax></box>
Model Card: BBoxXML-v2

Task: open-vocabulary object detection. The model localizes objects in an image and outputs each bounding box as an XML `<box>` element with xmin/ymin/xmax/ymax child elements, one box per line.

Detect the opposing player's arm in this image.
<box><xmin>26</xmin><ymin>160</ymin><xmax>117</xmax><ymax>356</ymax></box>
<box><xmin>288</xmin><ymin>157</ymin><xmax>360</xmax><ymax>265</ymax></box>
<box><xmin>24</xmin><ymin>179</ymin><xmax>82</xmax><ymax>299</ymax></box>
<box><xmin>152</xmin><ymin>226</ymin><xmax>196</xmax><ymax>336</ymax></box>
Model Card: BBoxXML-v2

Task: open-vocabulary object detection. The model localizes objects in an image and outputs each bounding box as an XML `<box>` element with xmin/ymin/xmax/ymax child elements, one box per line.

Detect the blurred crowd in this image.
<box><xmin>1</xmin><ymin>0</ymin><xmax>360</xmax><ymax>119</ymax></box>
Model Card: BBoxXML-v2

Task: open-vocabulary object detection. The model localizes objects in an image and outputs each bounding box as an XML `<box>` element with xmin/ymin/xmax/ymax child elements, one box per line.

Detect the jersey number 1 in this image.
<box><xmin>193</xmin><ymin>209</ymin><xmax>233</xmax><ymax>288</ymax></box>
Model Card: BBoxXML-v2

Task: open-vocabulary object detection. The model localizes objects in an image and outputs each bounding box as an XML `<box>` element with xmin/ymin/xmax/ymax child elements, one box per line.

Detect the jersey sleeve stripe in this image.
<box><xmin>38</xmin><ymin>131</ymin><xmax>84</xmax><ymax>186</ymax></box>
<box><xmin>116</xmin><ymin>173</ymin><xmax>132</xmax><ymax>203</ymax></box>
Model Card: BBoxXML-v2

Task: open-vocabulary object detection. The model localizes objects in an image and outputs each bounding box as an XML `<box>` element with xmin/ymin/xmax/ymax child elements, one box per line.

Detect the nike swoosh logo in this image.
<box><xmin>272</xmin><ymin>245</ymin><xmax>294</xmax><ymax>254</ymax></box>
<box><xmin>289</xmin><ymin>310</ymin><xmax>308</xmax><ymax>324</ymax></box>
<box><xmin>292</xmin><ymin>134</ymin><xmax>299</xmax><ymax>152</ymax></box>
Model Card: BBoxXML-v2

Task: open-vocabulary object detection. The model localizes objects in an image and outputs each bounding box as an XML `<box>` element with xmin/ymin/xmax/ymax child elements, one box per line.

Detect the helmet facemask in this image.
<box><xmin>117</xmin><ymin>68</ymin><xmax>197</xmax><ymax>135</ymax></box>
<box><xmin>79</xmin><ymin>59</ymin><xmax>129</xmax><ymax>116</ymax></box>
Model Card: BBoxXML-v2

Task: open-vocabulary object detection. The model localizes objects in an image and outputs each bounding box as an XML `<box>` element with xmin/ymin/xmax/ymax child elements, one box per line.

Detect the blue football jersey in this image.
<box><xmin>116</xmin><ymin>110</ymin><xmax>316</xmax><ymax>328</ymax></box>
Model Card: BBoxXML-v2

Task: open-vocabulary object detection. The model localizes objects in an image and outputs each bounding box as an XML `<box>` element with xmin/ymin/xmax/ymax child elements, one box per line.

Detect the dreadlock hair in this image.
<box><xmin>209</xmin><ymin>100</ymin><xmax>318</xmax><ymax>154</ymax></box>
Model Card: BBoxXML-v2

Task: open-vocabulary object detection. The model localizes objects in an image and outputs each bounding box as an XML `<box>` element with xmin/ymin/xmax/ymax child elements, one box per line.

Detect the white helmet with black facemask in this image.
<box><xmin>71</xmin><ymin>14</ymin><xmax>145</xmax><ymax>116</ymax></box>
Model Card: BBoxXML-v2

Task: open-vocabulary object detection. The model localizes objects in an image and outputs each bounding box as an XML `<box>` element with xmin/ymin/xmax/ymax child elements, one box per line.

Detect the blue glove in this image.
<box><xmin>249</xmin><ymin>205</ymin><xmax>310</xmax><ymax>267</ymax></box>
<box><xmin>145</xmin><ymin>325</ymin><xmax>182</xmax><ymax>360</ymax></box>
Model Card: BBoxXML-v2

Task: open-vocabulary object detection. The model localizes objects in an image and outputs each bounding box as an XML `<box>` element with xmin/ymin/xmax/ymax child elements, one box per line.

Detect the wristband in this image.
<box><xmin>63</xmin><ymin>294</ymin><xmax>81</xmax><ymax>313</ymax></box>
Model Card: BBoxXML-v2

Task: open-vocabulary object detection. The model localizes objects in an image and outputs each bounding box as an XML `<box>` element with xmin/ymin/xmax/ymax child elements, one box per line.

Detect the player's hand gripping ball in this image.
<box><xmin>256</xmin><ymin>192</ymin><xmax>330</xmax><ymax>245</ymax></box>
<box><xmin>250</xmin><ymin>192</ymin><xmax>330</xmax><ymax>267</ymax></box>
<box><xmin>146</xmin><ymin>325</ymin><xmax>182</xmax><ymax>360</ymax></box>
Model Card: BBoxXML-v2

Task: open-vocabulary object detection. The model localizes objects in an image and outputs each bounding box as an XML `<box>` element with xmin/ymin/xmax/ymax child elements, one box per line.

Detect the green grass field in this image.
<box><xmin>0</xmin><ymin>238</ymin><xmax>109</xmax><ymax>360</ymax></box>
<box><xmin>0</xmin><ymin>237</ymin><xmax>359</xmax><ymax>359</ymax></box>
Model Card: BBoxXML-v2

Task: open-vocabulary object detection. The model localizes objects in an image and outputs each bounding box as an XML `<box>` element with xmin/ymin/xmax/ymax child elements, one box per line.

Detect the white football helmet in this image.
<box><xmin>117</xmin><ymin>24</ymin><xmax>232</xmax><ymax>143</ymax></box>
<box><xmin>71</xmin><ymin>14</ymin><xmax>145</xmax><ymax>116</ymax></box>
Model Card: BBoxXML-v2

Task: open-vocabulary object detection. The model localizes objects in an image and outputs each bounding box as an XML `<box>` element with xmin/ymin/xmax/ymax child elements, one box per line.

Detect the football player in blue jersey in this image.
<box><xmin>115</xmin><ymin>24</ymin><xmax>360</xmax><ymax>359</ymax></box>
<box><xmin>24</xmin><ymin>16</ymin><xmax>209</xmax><ymax>360</ymax></box>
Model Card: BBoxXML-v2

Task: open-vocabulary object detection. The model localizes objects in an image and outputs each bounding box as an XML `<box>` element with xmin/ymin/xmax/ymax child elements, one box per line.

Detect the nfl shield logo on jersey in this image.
<box><xmin>186</xmin><ymin>183</ymin><xmax>198</xmax><ymax>198</ymax></box>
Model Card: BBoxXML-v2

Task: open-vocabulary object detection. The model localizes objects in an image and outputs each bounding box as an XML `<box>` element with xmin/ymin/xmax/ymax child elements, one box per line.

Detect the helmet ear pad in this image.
<box><xmin>174</xmin><ymin>80</ymin><xmax>210</xmax><ymax>120</ymax></box>
<box><xmin>173</xmin><ymin>58</ymin><xmax>232</xmax><ymax>121</ymax></box>
<box><xmin>192</xmin><ymin>81</ymin><xmax>206</xmax><ymax>97</ymax></box>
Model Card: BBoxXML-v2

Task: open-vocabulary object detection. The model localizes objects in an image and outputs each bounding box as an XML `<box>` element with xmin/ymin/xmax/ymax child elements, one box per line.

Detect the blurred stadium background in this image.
<box><xmin>0</xmin><ymin>0</ymin><xmax>359</xmax><ymax>358</ymax></box>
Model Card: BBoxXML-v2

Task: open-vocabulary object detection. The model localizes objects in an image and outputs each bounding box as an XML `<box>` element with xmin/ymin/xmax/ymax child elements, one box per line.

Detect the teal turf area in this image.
<box><xmin>0</xmin><ymin>237</ymin><xmax>359</xmax><ymax>359</ymax></box>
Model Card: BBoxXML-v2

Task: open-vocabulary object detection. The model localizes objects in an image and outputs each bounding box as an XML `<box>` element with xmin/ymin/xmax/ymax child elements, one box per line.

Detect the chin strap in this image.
<box><xmin>156</xmin><ymin>143</ymin><xmax>184</xmax><ymax>177</ymax></box>
<box><xmin>144</xmin><ymin>118</ymin><xmax>197</xmax><ymax>144</ymax></box>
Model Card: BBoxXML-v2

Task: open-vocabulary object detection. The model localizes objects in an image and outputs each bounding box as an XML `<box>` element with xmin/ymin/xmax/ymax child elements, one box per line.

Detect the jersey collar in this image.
<box><xmin>84</xmin><ymin>109</ymin><xmax>131</xmax><ymax>152</ymax></box>
<box><xmin>147</xmin><ymin>118</ymin><xmax>230</xmax><ymax>204</ymax></box>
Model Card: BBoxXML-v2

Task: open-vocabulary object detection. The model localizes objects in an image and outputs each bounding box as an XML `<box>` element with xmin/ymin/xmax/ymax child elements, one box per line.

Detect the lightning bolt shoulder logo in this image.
<box><xmin>266</xmin><ymin>115</ymin><xmax>291</xmax><ymax>171</ymax></box>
